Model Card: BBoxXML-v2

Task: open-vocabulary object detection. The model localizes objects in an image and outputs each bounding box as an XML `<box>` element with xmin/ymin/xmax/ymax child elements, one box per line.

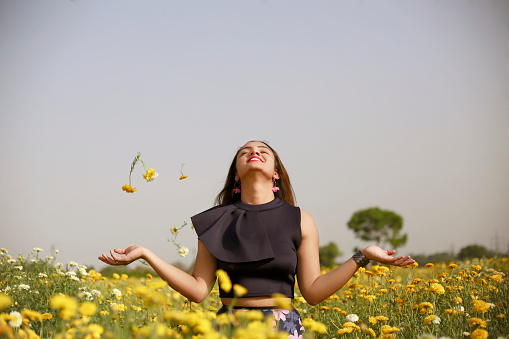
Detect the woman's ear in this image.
<box><xmin>273</xmin><ymin>170</ymin><xmax>280</xmax><ymax>180</ymax></box>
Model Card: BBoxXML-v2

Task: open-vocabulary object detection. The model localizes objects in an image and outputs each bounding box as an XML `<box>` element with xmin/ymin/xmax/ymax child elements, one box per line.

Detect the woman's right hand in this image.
<box><xmin>98</xmin><ymin>245</ymin><xmax>145</xmax><ymax>266</ymax></box>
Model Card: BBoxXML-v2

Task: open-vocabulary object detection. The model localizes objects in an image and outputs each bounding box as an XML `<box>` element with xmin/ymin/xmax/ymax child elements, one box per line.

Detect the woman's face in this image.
<box><xmin>235</xmin><ymin>141</ymin><xmax>279</xmax><ymax>181</ymax></box>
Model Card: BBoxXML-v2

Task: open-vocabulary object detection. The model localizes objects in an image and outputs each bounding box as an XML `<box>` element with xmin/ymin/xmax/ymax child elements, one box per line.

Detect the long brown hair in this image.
<box><xmin>214</xmin><ymin>141</ymin><xmax>296</xmax><ymax>206</ymax></box>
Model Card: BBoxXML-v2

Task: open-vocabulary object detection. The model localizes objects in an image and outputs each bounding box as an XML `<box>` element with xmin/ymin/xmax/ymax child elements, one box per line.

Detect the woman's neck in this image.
<box><xmin>239</xmin><ymin>179</ymin><xmax>274</xmax><ymax>205</ymax></box>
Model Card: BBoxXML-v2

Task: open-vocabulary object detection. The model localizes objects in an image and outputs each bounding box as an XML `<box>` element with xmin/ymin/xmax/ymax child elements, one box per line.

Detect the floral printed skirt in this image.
<box><xmin>217</xmin><ymin>305</ymin><xmax>305</xmax><ymax>338</ymax></box>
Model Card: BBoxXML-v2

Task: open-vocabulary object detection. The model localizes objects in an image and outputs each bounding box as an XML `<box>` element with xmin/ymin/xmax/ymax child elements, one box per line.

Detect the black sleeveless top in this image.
<box><xmin>191</xmin><ymin>198</ymin><xmax>301</xmax><ymax>298</ymax></box>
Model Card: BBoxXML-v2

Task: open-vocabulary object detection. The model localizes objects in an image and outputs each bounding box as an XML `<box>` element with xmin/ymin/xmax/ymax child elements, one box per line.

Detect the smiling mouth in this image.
<box><xmin>249</xmin><ymin>156</ymin><xmax>262</xmax><ymax>162</ymax></box>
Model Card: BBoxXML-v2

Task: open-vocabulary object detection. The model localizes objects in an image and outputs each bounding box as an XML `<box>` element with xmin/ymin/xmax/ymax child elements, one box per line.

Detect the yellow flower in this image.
<box><xmin>471</xmin><ymin>300</ymin><xmax>490</xmax><ymax>313</ymax></box>
<box><xmin>0</xmin><ymin>293</ymin><xmax>13</xmax><ymax>311</ymax></box>
<box><xmin>233</xmin><ymin>284</ymin><xmax>248</xmax><ymax>297</ymax></box>
<box><xmin>302</xmin><ymin>318</ymin><xmax>327</xmax><ymax>334</ymax></box>
<box><xmin>50</xmin><ymin>294</ymin><xmax>78</xmax><ymax>319</ymax></box>
<box><xmin>366</xmin><ymin>327</ymin><xmax>376</xmax><ymax>337</ymax></box>
<box><xmin>453</xmin><ymin>297</ymin><xmax>463</xmax><ymax>304</ymax></box>
<box><xmin>425</xmin><ymin>263</ymin><xmax>434</xmax><ymax>268</ymax></box>
<box><xmin>87</xmin><ymin>324</ymin><xmax>104</xmax><ymax>337</ymax></box>
<box><xmin>467</xmin><ymin>318</ymin><xmax>487</xmax><ymax>328</ymax></box>
<box><xmin>179</xmin><ymin>175</ymin><xmax>188</xmax><ymax>180</ymax></box>
<box><xmin>216</xmin><ymin>269</ymin><xmax>232</xmax><ymax>293</ymax></box>
<box><xmin>471</xmin><ymin>329</ymin><xmax>488</xmax><ymax>339</ymax></box>
<box><xmin>272</xmin><ymin>293</ymin><xmax>292</xmax><ymax>309</ymax></box>
<box><xmin>21</xmin><ymin>309</ymin><xmax>42</xmax><ymax>322</ymax></box>
<box><xmin>490</xmin><ymin>274</ymin><xmax>503</xmax><ymax>283</ymax></box>
<box><xmin>42</xmin><ymin>313</ymin><xmax>52</xmax><ymax>320</ymax></box>
<box><xmin>142</xmin><ymin>168</ymin><xmax>159</xmax><ymax>182</ymax></box>
<box><xmin>424</xmin><ymin>315</ymin><xmax>440</xmax><ymax>324</ymax></box>
<box><xmin>121</xmin><ymin>184</ymin><xmax>137</xmax><ymax>193</ymax></box>
<box><xmin>79</xmin><ymin>302</ymin><xmax>97</xmax><ymax>316</ymax></box>
<box><xmin>447</xmin><ymin>263</ymin><xmax>458</xmax><ymax>270</ymax></box>
<box><xmin>343</xmin><ymin>322</ymin><xmax>361</xmax><ymax>331</ymax></box>
<box><xmin>429</xmin><ymin>283</ymin><xmax>445</xmax><ymax>295</ymax></box>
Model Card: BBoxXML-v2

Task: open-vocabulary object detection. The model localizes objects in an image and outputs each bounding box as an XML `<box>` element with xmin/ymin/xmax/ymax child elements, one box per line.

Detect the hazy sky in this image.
<box><xmin>1</xmin><ymin>0</ymin><xmax>508</xmax><ymax>269</ymax></box>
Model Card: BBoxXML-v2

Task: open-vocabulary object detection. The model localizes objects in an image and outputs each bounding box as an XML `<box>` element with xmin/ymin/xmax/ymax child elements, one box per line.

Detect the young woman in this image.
<box><xmin>99</xmin><ymin>140</ymin><xmax>415</xmax><ymax>336</ymax></box>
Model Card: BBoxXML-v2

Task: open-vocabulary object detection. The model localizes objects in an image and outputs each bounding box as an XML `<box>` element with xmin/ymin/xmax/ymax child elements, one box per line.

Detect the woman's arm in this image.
<box><xmin>296</xmin><ymin>209</ymin><xmax>414</xmax><ymax>305</ymax></box>
<box><xmin>99</xmin><ymin>240</ymin><xmax>217</xmax><ymax>303</ymax></box>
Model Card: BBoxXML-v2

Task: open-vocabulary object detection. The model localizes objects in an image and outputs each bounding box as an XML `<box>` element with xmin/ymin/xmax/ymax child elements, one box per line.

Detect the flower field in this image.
<box><xmin>1</xmin><ymin>248</ymin><xmax>507</xmax><ymax>339</ymax></box>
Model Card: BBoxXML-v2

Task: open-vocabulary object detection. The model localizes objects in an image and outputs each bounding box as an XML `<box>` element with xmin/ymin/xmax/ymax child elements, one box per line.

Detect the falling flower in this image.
<box><xmin>143</xmin><ymin>168</ymin><xmax>159</xmax><ymax>182</ymax></box>
<box><xmin>179</xmin><ymin>163</ymin><xmax>188</xmax><ymax>180</ymax></box>
<box><xmin>122</xmin><ymin>184</ymin><xmax>137</xmax><ymax>193</ymax></box>
<box><xmin>178</xmin><ymin>247</ymin><xmax>189</xmax><ymax>257</ymax></box>
<box><xmin>8</xmin><ymin>311</ymin><xmax>22</xmax><ymax>328</ymax></box>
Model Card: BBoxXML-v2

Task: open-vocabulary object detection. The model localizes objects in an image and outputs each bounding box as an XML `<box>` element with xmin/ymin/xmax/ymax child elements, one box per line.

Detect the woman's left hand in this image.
<box><xmin>362</xmin><ymin>245</ymin><xmax>415</xmax><ymax>266</ymax></box>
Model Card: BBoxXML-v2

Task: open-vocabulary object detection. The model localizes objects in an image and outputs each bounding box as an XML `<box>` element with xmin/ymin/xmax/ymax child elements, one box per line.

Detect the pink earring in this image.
<box><xmin>233</xmin><ymin>181</ymin><xmax>241</xmax><ymax>194</ymax></box>
<box><xmin>272</xmin><ymin>179</ymin><xmax>279</xmax><ymax>192</ymax></box>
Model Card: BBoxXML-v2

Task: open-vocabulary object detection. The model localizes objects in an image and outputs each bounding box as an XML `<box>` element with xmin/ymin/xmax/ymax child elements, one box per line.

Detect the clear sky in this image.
<box><xmin>1</xmin><ymin>0</ymin><xmax>508</xmax><ymax>269</ymax></box>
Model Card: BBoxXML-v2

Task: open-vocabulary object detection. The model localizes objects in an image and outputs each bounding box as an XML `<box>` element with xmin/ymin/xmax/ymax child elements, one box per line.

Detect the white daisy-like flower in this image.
<box><xmin>463</xmin><ymin>332</ymin><xmax>470</xmax><ymax>337</ymax></box>
<box><xmin>417</xmin><ymin>334</ymin><xmax>437</xmax><ymax>339</ymax></box>
<box><xmin>55</xmin><ymin>249</ymin><xmax>59</xmax><ymax>253</ymax></box>
<box><xmin>91</xmin><ymin>289</ymin><xmax>102</xmax><ymax>296</ymax></box>
<box><xmin>8</xmin><ymin>259</ymin><xmax>16</xmax><ymax>264</ymax></box>
<box><xmin>455</xmin><ymin>306</ymin><xmax>465</xmax><ymax>312</ymax></box>
<box><xmin>14</xmin><ymin>266</ymin><xmax>23</xmax><ymax>271</ymax></box>
<box><xmin>31</xmin><ymin>259</ymin><xmax>38</xmax><ymax>263</ymax></box>
<box><xmin>487</xmin><ymin>303</ymin><xmax>495</xmax><ymax>308</ymax></box>
<box><xmin>178</xmin><ymin>247</ymin><xmax>189</xmax><ymax>258</ymax></box>
<box><xmin>33</xmin><ymin>247</ymin><xmax>43</xmax><ymax>252</ymax></box>
<box><xmin>18</xmin><ymin>284</ymin><xmax>30</xmax><ymax>290</ymax></box>
<box><xmin>70</xmin><ymin>276</ymin><xmax>80</xmax><ymax>282</ymax></box>
<box><xmin>46</xmin><ymin>256</ymin><xmax>54</xmax><ymax>260</ymax></box>
<box><xmin>78</xmin><ymin>267</ymin><xmax>89</xmax><ymax>276</ymax></box>
<box><xmin>66</xmin><ymin>271</ymin><xmax>77</xmax><ymax>277</ymax></box>
<box><xmin>78</xmin><ymin>291</ymin><xmax>93</xmax><ymax>300</ymax></box>
<box><xmin>68</xmin><ymin>261</ymin><xmax>78</xmax><ymax>267</ymax></box>
<box><xmin>38</xmin><ymin>273</ymin><xmax>48</xmax><ymax>278</ymax></box>
<box><xmin>432</xmin><ymin>316</ymin><xmax>441</xmax><ymax>324</ymax></box>
<box><xmin>112</xmin><ymin>288</ymin><xmax>122</xmax><ymax>298</ymax></box>
<box><xmin>345</xmin><ymin>314</ymin><xmax>359</xmax><ymax>322</ymax></box>
<box><xmin>8</xmin><ymin>311</ymin><xmax>22</xmax><ymax>328</ymax></box>
<box><xmin>1</xmin><ymin>248</ymin><xmax>8</xmax><ymax>253</ymax></box>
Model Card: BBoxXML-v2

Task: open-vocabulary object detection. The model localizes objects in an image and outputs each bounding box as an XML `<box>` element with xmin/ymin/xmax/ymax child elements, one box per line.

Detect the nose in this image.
<box><xmin>250</xmin><ymin>148</ymin><xmax>260</xmax><ymax>155</ymax></box>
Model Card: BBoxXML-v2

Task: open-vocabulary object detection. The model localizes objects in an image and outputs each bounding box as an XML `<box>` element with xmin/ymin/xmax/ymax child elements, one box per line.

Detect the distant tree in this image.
<box><xmin>347</xmin><ymin>207</ymin><xmax>408</xmax><ymax>249</ymax></box>
<box><xmin>457</xmin><ymin>244</ymin><xmax>490</xmax><ymax>260</ymax></box>
<box><xmin>319</xmin><ymin>242</ymin><xmax>343</xmax><ymax>267</ymax></box>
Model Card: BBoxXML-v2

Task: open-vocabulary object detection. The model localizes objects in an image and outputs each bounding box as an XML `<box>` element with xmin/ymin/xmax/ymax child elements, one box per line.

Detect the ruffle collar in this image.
<box><xmin>191</xmin><ymin>198</ymin><xmax>284</xmax><ymax>263</ymax></box>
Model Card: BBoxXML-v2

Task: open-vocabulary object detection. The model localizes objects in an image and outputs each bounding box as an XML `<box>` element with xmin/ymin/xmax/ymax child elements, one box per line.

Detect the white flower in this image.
<box><xmin>68</xmin><ymin>261</ymin><xmax>78</xmax><ymax>267</ymax></box>
<box><xmin>345</xmin><ymin>314</ymin><xmax>359</xmax><ymax>322</ymax></box>
<box><xmin>46</xmin><ymin>256</ymin><xmax>54</xmax><ymax>260</ymax></box>
<box><xmin>14</xmin><ymin>266</ymin><xmax>23</xmax><ymax>271</ymax></box>
<box><xmin>70</xmin><ymin>276</ymin><xmax>80</xmax><ymax>282</ymax></box>
<box><xmin>8</xmin><ymin>311</ymin><xmax>22</xmax><ymax>328</ymax></box>
<box><xmin>78</xmin><ymin>267</ymin><xmax>89</xmax><ymax>276</ymax></box>
<box><xmin>463</xmin><ymin>332</ymin><xmax>470</xmax><ymax>337</ymax></box>
<box><xmin>417</xmin><ymin>334</ymin><xmax>437</xmax><ymax>339</ymax></box>
<box><xmin>33</xmin><ymin>247</ymin><xmax>43</xmax><ymax>252</ymax></box>
<box><xmin>455</xmin><ymin>306</ymin><xmax>465</xmax><ymax>312</ymax></box>
<box><xmin>55</xmin><ymin>249</ymin><xmax>59</xmax><ymax>253</ymax></box>
<box><xmin>31</xmin><ymin>259</ymin><xmax>38</xmax><ymax>263</ymax></box>
<box><xmin>8</xmin><ymin>259</ymin><xmax>16</xmax><ymax>264</ymax></box>
<box><xmin>178</xmin><ymin>247</ymin><xmax>189</xmax><ymax>258</ymax></box>
<box><xmin>91</xmin><ymin>289</ymin><xmax>102</xmax><ymax>296</ymax></box>
<box><xmin>432</xmin><ymin>315</ymin><xmax>441</xmax><ymax>324</ymax></box>
<box><xmin>78</xmin><ymin>291</ymin><xmax>93</xmax><ymax>300</ymax></box>
<box><xmin>112</xmin><ymin>288</ymin><xmax>122</xmax><ymax>298</ymax></box>
<box><xmin>1</xmin><ymin>248</ymin><xmax>8</xmax><ymax>253</ymax></box>
<box><xmin>487</xmin><ymin>303</ymin><xmax>495</xmax><ymax>308</ymax></box>
<box><xmin>55</xmin><ymin>263</ymin><xmax>63</xmax><ymax>269</ymax></box>
<box><xmin>18</xmin><ymin>284</ymin><xmax>30</xmax><ymax>290</ymax></box>
<box><xmin>66</xmin><ymin>271</ymin><xmax>77</xmax><ymax>277</ymax></box>
<box><xmin>38</xmin><ymin>273</ymin><xmax>48</xmax><ymax>278</ymax></box>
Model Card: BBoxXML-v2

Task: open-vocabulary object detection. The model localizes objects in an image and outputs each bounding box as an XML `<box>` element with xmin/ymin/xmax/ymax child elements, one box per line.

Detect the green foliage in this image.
<box><xmin>347</xmin><ymin>207</ymin><xmax>408</xmax><ymax>249</ymax></box>
<box><xmin>318</xmin><ymin>242</ymin><xmax>343</xmax><ymax>268</ymax></box>
<box><xmin>457</xmin><ymin>244</ymin><xmax>492</xmax><ymax>260</ymax></box>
